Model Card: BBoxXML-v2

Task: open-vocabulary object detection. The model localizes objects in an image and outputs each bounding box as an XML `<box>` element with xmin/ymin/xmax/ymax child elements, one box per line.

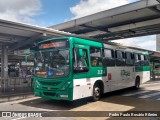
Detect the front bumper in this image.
<box><xmin>34</xmin><ymin>88</ymin><xmax>73</xmax><ymax>101</ymax></box>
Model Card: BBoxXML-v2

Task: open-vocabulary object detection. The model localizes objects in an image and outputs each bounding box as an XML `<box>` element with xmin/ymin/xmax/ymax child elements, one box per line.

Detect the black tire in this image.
<box><xmin>91</xmin><ymin>83</ymin><xmax>102</xmax><ymax>101</ymax></box>
<box><xmin>134</xmin><ymin>77</ymin><xmax>140</xmax><ymax>90</ymax></box>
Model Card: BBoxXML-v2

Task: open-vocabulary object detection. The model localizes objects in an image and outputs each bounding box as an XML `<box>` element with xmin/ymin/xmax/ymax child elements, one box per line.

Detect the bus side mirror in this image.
<box><xmin>30</xmin><ymin>43</ymin><xmax>38</xmax><ymax>51</ymax></box>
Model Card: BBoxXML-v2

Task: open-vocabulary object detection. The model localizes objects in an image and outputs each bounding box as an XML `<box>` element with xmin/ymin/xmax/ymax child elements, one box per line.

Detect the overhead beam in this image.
<box><xmin>78</xmin><ymin>18</ymin><xmax>160</xmax><ymax>38</ymax></box>
<box><xmin>149</xmin><ymin>6</ymin><xmax>160</xmax><ymax>13</ymax></box>
<box><xmin>10</xmin><ymin>33</ymin><xmax>44</xmax><ymax>50</ymax></box>
<box><xmin>0</xmin><ymin>32</ymin><xmax>28</xmax><ymax>39</ymax></box>
<box><xmin>80</xmin><ymin>24</ymin><xmax>110</xmax><ymax>33</ymax></box>
<box><xmin>50</xmin><ymin>0</ymin><xmax>160</xmax><ymax>30</ymax></box>
<box><xmin>157</xmin><ymin>0</ymin><xmax>160</xmax><ymax>3</ymax></box>
<box><xmin>108</xmin><ymin>18</ymin><xmax>160</xmax><ymax>33</ymax></box>
<box><xmin>79</xmin><ymin>31</ymin><xmax>108</xmax><ymax>37</ymax></box>
<box><xmin>94</xmin><ymin>24</ymin><xmax>160</xmax><ymax>40</ymax></box>
<box><xmin>0</xmin><ymin>18</ymin><xmax>74</xmax><ymax>38</ymax></box>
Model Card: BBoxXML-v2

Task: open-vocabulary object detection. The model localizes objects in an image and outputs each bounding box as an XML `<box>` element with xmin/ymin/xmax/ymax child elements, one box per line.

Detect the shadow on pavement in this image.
<box><xmin>18</xmin><ymin>86</ymin><xmax>160</xmax><ymax>119</ymax></box>
<box><xmin>19</xmin><ymin>97</ymin><xmax>91</xmax><ymax>110</ymax></box>
<box><xmin>18</xmin><ymin>81</ymin><xmax>159</xmax><ymax>110</ymax></box>
<box><xmin>18</xmin><ymin>87</ymin><xmax>135</xmax><ymax>110</ymax></box>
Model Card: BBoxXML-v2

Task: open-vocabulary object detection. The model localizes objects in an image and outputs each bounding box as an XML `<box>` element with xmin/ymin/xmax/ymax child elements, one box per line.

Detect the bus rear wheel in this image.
<box><xmin>91</xmin><ymin>83</ymin><xmax>101</xmax><ymax>101</ymax></box>
<box><xmin>134</xmin><ymin>77</ymin><xmax>140</xmax><ymax>90</ymax></box>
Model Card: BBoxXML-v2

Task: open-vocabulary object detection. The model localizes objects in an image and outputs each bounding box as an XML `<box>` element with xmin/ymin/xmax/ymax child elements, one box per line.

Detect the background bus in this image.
<box><xmin>33</xmin><ymin>37</ymin><xmax>150</xmax><ymax>101</ymax></box>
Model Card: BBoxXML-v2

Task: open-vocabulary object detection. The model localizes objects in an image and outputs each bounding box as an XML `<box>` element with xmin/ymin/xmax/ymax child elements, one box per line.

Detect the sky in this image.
<box><xmin>0</xmin><ymin>0</ymin><xmax>156</xmax><ymax>51</ymax></box>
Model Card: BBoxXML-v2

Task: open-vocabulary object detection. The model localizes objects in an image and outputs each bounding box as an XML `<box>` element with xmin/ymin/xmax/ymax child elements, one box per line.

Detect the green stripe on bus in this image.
<box><xmin>135</xmin><ymin>66</ymin><xmax>150</xmax><ymax>72</ymax></box>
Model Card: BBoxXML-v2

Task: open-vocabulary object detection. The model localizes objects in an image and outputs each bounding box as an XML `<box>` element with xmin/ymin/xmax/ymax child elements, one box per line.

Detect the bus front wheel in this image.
<box><xmin>91</xmin><ymin>83</ymin><xmax>102</xmax><ymax>101</ymax></box>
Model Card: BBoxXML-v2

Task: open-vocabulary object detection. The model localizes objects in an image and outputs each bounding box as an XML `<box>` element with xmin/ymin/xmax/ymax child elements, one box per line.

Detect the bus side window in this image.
<box><xmin>115</xmin><ymin>50</ymin><xmax>125</xmax><ymax>66</ymax></box>
<box><xmin>102</xmin><ymin>49</ymin><xmax>115</xmax><ymax>66</ymax></box>
<box><xmin>138</xmin><ymin>54</ymin><xmax>141</xmax><ymax>60</ymax></box>
<box><xmin>141</xmin><ymin>54</ymin><xmax>144</xmax><ymax>60</ymax></box>
<box><xmin>144</xmin><ymin>55</ymin><xmax>149</xmax><ymax>66</ymax></box>
<box><xmin>134</xmin><ymin>53</ymin><xmax>141</xmax><ymax>66</ymax></box>
<box><xmin>125</xmin><ymin>52</ymin><xmax>134</xmax><ymax>66</ymax></box>
<box><xmin>141</xmin><ymin>55</ymin><xmax>149</xmax><ymax>66</ymax></box>
<box><xmin>144</xmin><ymin>55</ymin><xmax>147</xmax><ymax>60</ymax></box>
<box><xmin>90</xmin><ymin>47</ymin><xmax>102</xmax><ymax>66</ymax></box>
<box><xmin>73</xmin><ymin>48</ymin><xmax>89</xmax><ymax>73</ymax></box>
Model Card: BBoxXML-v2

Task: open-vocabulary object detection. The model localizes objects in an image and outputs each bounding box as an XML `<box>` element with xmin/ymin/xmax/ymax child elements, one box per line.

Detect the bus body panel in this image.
<box><xmin>107</xmin><ymin>66</ymin><xmax>135</xmax><ymax>92</ymax></box>
<box><xmin>73</xmin><ymin>77</ymin><xmax>102</xmax><ymax>100</ymax></box>
<box><xmin>135</xmin><ymin>66</ymin><xmax>150</xmax><ymax>84</ymax></box>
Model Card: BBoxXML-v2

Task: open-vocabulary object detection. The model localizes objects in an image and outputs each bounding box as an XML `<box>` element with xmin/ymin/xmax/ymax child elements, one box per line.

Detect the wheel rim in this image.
<box><xmin>94</xmin><ymin>87</ymin><xmax>100</xmax><ymax>98</ymax></box>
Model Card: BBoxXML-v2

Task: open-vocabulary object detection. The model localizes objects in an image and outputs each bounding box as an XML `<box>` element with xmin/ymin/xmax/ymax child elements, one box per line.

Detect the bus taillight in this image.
<box><xmin>108</xmin><ymin>73</ymin><xmax>112</xmax><ymax>80</ymax></box>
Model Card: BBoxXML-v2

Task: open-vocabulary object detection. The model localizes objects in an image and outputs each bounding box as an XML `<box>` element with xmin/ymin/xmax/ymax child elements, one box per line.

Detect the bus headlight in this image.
<box><xmin>61</xmin><ymin>82</ymin><xmax>71</xmax><ymax>90</ymax></box>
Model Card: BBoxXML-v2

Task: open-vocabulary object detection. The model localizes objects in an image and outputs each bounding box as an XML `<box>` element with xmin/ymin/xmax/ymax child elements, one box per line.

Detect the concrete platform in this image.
<box><xmin>0</xmin><ymin>86</ymin><xmax>34</xmax><ymax>103</ymax></box>
<box><xmin>0</xmin><ymin>92</ymin><xmax>34</xmax><ymax>103</ymax></box>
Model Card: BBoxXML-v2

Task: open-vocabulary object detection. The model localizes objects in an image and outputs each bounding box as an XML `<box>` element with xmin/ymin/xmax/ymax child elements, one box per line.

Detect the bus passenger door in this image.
<box><xmin>113</xmin><ymin>50</ymin><xmax>126</xmax><ymax>90</ymax></box>
<box><xmin>72</xmin><ymin>44</ymin><xmax>92</xmax><ymax>100</ymax></box>
<box><xmin>125</xmin><ymin>52</ymin><xmax>135</xmax><ymax>87</ymax></box>
<box><xmin>102</xmin><ymin>48</ymin><xmax>115</xmax><ymax>92</ymax></box>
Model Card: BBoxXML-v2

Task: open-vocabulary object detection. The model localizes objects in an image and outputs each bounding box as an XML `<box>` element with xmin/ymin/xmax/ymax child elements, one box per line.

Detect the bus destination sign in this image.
<box><xmin>39</xmin><ymin>41</ymin><xmax>68</xmax><ymax>49</ymax></box>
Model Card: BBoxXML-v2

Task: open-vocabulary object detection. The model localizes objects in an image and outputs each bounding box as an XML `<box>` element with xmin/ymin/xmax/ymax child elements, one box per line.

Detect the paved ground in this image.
<box><xmin>0</xmin><ymin>80</ymin><xmax>160</xmax><ymax>120</ymax></box>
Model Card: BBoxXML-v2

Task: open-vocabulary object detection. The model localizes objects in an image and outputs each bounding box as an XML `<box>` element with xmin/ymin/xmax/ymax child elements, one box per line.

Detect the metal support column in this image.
<box><xmin>152</xmin><ymin>62</ymin><xmax>155</xmax><ymax>80</ymax></box>
<box><xmin>1</xmin><ymin>45</ymin><xmax>8</xmax><ymax>92</ymax></box>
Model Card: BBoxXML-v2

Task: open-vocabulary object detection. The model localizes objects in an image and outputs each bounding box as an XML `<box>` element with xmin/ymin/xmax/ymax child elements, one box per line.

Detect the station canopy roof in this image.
<box><xmin>0</xmin><ymin>19</ymin><xmax>76</xmax><ymax>51</ymax></box>
<box><xmin>0</xmin><ymin>18</ymin><xmax>82</xmax><ymax>61</ymax></box>
<box><xmin>0</xmin><ymin>18</ymin><xmax>81</xmax><ymax>61</ymax></box>
<box><xmin>50</xmin><ymin>0</ymin><xmax>160</xmax><ymax>41</ymax></box>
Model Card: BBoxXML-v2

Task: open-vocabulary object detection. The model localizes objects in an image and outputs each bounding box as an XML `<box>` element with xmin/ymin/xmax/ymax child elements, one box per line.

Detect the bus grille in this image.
<box><xmin>43</xmin><ymin>92</ymin><xmax>56</xmax><ymax>97</ymax></box>
<box><xmin>39</xmin><ymin>81</ymin><xmax>61</xmax><ymax>86</ymax></box>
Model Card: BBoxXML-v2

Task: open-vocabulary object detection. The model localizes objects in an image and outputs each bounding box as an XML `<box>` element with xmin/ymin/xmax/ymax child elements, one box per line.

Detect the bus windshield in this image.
<box><xmin>34</xmin><ymin>49</ymin><xmax>70</xmax><ymax>78</ymax></box>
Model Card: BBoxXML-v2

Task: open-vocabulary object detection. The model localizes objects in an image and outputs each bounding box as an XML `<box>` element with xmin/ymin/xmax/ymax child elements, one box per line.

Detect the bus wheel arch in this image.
<box><xmin>134</xmin><ymin>76</ymin><xmax>140</xmax><ymax>89</ymax></box>
<box><xmin>91</xmin><ymin>80</ymin><xmax>104</xmax><ymax>101</ymax></box>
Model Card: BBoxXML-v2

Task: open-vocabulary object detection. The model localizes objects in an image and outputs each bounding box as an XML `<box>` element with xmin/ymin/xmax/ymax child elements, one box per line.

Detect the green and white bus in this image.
<box><xmin>33</xmin><ymin>37</ymin><xmax>150</xmax><ymax>101</ymax></box>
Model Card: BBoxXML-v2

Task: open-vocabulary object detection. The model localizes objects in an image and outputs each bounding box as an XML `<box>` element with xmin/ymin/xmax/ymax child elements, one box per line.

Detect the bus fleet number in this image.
<box><xmin>98</xmin><ymin>70</ymin><xmax>103</xmax><ymax>74</ymax></box>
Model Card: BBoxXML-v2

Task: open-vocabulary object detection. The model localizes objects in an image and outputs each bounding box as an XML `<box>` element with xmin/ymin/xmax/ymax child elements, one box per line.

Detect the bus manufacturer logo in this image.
<box><xmin>121</xmin><ymin>70</ymin><xmax>130</xmax><ymax>76</ymax></box>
